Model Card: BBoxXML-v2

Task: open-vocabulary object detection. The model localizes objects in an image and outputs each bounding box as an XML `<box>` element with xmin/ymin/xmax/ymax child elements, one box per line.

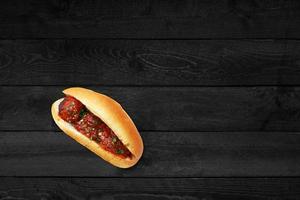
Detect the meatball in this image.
<box><xmin>58</xmin><ymin>96</ymin><xmax>84</xmax><ymax>123</ymax></box>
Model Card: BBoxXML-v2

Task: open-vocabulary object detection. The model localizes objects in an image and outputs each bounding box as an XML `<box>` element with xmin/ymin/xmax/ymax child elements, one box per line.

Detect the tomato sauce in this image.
<box><xmin>58</xmin><ymin>96</ymin><xmax>132</xmax><ymax>159</ymax></box>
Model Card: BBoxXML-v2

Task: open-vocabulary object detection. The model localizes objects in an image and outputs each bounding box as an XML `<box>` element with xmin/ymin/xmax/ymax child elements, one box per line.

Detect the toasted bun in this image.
<box><xmin>51</xmin><ymin>87</ymin><xmax>143</xmax><ymax>168</ymax></box>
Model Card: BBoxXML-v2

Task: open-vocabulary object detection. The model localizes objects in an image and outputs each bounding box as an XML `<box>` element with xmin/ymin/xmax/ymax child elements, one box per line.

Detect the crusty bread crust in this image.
<box><xmin>51</xmin><ymin>87</ymin><xmax>143</xmax><ymax>168</ymax></box>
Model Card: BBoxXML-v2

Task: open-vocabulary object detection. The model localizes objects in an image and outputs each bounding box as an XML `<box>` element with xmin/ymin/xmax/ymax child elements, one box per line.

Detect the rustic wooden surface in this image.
<box><xmin>1</xmin><ymin>0</ymin><xmax>300</xmax><ymax>39</ymax></box>
<box><xmin>1</xmin><ymin>131</ymin><xmax>300</xmax><ymax>176</ymax></box>
<box><xmin>0</xmin><ymin>178</ymin><xmax>299</xmax><ymax>200</ymax></box>
<box><xmin>1</xmin><ymin>0</ymin><xmax>300</xmax><ymax>199</ymax></box>
<box><xmin>2</xmin><ymin>40</ymin><xmax>300</xmax><ymax>86</ymax></box>
<box><xmin>2</xmin><ymin>86</ymin><xmax>300</xmax><ymax>131</ymax></box>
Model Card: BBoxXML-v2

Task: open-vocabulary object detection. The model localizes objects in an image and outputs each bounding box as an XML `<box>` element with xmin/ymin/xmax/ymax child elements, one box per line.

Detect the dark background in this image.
<box><xmin>1</xmin><ymin>0</ymin><xmax>300</xmax><ymax>199</ymax></box>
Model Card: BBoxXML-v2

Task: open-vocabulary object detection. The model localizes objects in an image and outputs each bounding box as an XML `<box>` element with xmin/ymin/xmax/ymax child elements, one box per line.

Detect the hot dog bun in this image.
<box><xmin>51</xmin><ymin>87</ymin><xmax>143</xmax><ymax>168</ymax></box>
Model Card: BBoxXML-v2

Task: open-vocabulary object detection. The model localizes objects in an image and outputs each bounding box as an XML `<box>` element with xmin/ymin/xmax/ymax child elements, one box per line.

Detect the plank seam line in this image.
<box><xmin>1</xmin><ymin>85</ymin><xmax>300</xmax><ymax>88</ymax></box>
<box><xmin>0</xmin><ymin>176</ymin><xmax>299</xmax><ymax>179</ymax></box>
<box><xmin>0</xmin><ymin>38</ymin><xmax>300</xmax><ymax>40</ymax></box>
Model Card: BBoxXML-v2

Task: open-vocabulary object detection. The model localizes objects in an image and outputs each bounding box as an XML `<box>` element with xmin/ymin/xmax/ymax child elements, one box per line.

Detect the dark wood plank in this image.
<box><xmin>1</xmin><ymin>0</ymin><xmax>300</xmax><ymax>39</ymax></box>
<box><xmin>1</xmin><ymin>86</ymin><xmax>300</xmax><ymax>131</ymax></box>
<box><xmin>2</xmin><ymin>40</ymin><xmax>300</xmax><ymax>86</ymax></box>
<box><xmin>0</xmin><ymin>177</ymin><xmax>299</xmax><ymax>200</ymax></box>
<box><xmin>1</xmin><ymin>131</ymin><xmax>299</xmax><ymax>176</ymax></box>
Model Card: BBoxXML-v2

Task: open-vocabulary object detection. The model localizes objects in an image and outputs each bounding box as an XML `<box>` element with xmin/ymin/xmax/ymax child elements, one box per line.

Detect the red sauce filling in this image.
<box><xmin>58</xmin><ymin>96</ymin><xmax>132</xmax><ymax>159</ymax></box>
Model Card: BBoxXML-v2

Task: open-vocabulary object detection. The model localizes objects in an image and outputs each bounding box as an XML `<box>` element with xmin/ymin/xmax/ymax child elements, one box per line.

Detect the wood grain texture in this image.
<box><xmin>2</xmin><ymin>40</ymin><xmax>300</xmax><ymax>86</ymax></box>
<box><xmin>1</xmin><ymin>0</ymin><xmax>300</xmax><ymax>39</ymax></box>
<box><xmin>1</xmin><ymin>0</ymin><xmax>299</xmax><ymax>198</ymax></box>
<box><xmin>0</xmin><ymin>177</ymin><xmax>299</xmax><ymax>200</ymax></box>
<box><xmin>0</xmin><ymin>131</ymin><xmax>299</xmax><ymax>176</ymax></box>
<box><xmin>1</xmin><ymin>86</ymin><xmax>300</xmax><ymax>131</ymax></box>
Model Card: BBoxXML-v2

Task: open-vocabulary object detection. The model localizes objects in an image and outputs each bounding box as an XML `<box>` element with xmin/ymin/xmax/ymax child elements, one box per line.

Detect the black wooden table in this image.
<box><xmin>1</xmin><ymin>0</ymin><xmax>300</xmax><ymax>199</ymax></box>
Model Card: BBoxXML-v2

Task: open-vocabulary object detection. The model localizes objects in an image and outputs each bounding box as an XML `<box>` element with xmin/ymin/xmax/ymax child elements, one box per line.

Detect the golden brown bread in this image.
<box><xmin>51</xmin><ymin>87</ymin><xmax>143</xmax><ymax>168</ymax></box>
